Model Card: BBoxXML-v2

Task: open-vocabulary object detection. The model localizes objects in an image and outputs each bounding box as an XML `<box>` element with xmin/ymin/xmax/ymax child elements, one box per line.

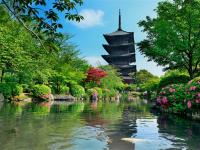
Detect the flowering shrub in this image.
<box><xmin>157</xmin><ymin>84</ymin><xmax>187</xmax><ymax>112</ymax></box>
<box><xmin>185</xmin><ymin>77</ymin><xmax>200</xmax><ymax>109</ymax></box>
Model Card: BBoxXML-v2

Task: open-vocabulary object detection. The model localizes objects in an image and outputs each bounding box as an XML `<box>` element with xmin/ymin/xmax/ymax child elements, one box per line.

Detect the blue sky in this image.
<box><xmin>63</xmin><ymin>0</ymin><xmax>164</xmax><ymax>76</ymax></box>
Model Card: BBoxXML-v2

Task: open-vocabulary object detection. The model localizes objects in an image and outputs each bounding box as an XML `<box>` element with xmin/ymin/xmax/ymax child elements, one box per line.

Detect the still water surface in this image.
<box><xmin>0</xmin><ymin>100</ymin><xmax>200</xmax><ymax>150</ymax></box>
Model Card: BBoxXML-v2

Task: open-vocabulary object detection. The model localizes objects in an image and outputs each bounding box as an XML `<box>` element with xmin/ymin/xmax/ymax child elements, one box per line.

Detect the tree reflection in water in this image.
<box><xmin>0</xmin><ymin>100</ymin><xmax>200</xmax><ymax>149</ymax></box>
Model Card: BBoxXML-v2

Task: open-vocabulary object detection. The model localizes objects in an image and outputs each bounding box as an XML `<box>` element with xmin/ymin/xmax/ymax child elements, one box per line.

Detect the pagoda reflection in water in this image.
<box><xmin>102</xmin><ymin>10</ymin><xmax>136</xmax><ymax>84</ymax></box>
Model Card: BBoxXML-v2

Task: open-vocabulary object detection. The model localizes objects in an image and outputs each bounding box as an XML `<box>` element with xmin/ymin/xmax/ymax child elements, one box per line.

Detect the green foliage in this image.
<box><xmin>93</xmin><ymin>87</ymin><xmax>103</xmax><ymax>98</ymax></box>
<box><xmin>31</xmin><ymin>85</ymin><xmax>51</xmax><ymax>98</ymax></box>
<box><xmin>138</xmin><ymin>0</ymin><xmax>200</xmax><ymax>78</ymax></box>
<box><xmin>12</xmin><ymin>85</ymin><xmax>23</xmax><ymax>96</ymax></box>
<box><xmin>136</xmin><ymin>69</ymin><xmax>158</xmax><ymax>85</ymax></box>
<box><xmin>141</xmin><ymin>78</ymin><xmax>160</xmax><ymax>92</ymax></box>
<box><xmin>99</xmin><ymin>65</ymin><xmax>124</xmax><ymax>91</ymax></box>
<box><xmin>0</xmin><ymin>8</ymin><xmax>89</xmax><ymax>99</ymax></box>
<box><xmin>159</xmin><ymin>70</ymin><xmax>190</xmax><ymax>89</ymax></box>
<box><xmin>60</xmin><ymin>86</ymin><xmax>70</xmax><ymax>94</ymax></box>
<box><xmin>125</xmin><ymin>84</ymin><xmax>137</xmax><ymax>91</ymax></box>
<box><xmin>71</xmin><ymin>84</ymin><xmax>85</xmax><ymax>98</ymax></box>
<box><xmin>0</xmin><ymin>83</ymin><xmax>12</xmax><ymax>99</ymax></box>
<box><xmin>86</xmin><ymin>88</ymin><xmax>97</xmax><ymax>96</ymax></box>
<box><xmin>102</xmin><ymin>89</ymin><xmax>111</xmax><ymax>99</ymax></box>
<box><xmin>1</xmin><ymin>0</ymin><xmax>84</xmax><ymax>35</ymax></box>
<box><xmin>109</xmin><ymin>89</ymin><xmax>117</xmax><ymax>97</ymax></box>
<box><xmin>0</xmin><ymin>83</ymin><xmax>23</xmax><ymax>99</ymax></box>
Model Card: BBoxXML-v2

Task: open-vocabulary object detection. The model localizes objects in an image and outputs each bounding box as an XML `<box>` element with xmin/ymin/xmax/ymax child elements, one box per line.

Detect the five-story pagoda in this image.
<box><xmin>102</xmin><ymin>10</ymin><xmax>136</xmax><ymax>83</ymax></box>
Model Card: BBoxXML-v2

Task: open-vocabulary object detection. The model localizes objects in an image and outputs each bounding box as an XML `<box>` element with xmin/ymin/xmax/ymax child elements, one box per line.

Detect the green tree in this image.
<box><xmin>138</xmin><ymin>0</ymin><xmax>200</xmax><ymax>79</ymax></box>
<box><xmin>99</xmin><ymin>65</ymin><xmax>124</xmax><ymax>91</ymax></box>
<box><xmin>135</xmin><ymin>69</ymin><xmax>158</xmax><ymax>85</ymax></box>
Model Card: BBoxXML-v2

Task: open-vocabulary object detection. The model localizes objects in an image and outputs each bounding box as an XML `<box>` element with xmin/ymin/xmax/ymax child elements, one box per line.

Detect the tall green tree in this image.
<box><xmin>138</xmin><ymin>0</ymin><xmax>200</xmax><ymax>79</ymax></box>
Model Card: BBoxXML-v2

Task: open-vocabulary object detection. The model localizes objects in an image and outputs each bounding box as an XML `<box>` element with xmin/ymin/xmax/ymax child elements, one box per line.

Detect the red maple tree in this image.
<box><xmin>86</xmin><ymin>67</ymin><xmax>107</xmax><ymax>84</ymax></box>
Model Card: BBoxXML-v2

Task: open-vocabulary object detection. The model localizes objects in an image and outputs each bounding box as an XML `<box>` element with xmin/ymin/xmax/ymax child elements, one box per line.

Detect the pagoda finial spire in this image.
<box><xmin>118</xmin><ymin>9</ymin><xmax>122</xmax><ymax>30</ymax></box>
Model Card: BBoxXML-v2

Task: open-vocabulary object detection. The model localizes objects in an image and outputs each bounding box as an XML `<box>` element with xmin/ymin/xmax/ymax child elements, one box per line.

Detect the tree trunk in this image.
<box><xmin>0</xmin><ymin>69</ymin><xmax>4</xmax><ymax>83</ymax></box>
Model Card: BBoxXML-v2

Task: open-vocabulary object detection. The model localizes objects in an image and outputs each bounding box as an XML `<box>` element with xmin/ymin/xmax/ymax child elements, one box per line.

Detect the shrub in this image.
<box><xmin>12</xmin><ymin>85</ymin><xmax>23</xmax><ymax>96</ymax></box>
<box><xmin>102</xmin><ymin>88</ymin><xmax>110</xmax><ymax>99</ymax></box>
<box><xmin>157</xmin><ymin>84</ymin><xmax>187</xmax><ymax>112</ymax></box>
<box><xmin>158</xmin><ymin>74</ymin><xmax>190</xmax><ymax>89</ymax></box>
<box><xmin>185</xmin><ymin>77</ymin><xmax>200</xmax><ymax>110</ymax></box>
<box><xmin>60</xmin><ymin>86</ymin><xmax>69</xmax><ymax>94</ymax></box>
<box><xmin>109</xmin><ymin>89</ymin><xmax>117</xmax><ymax>97</ymax></box>
<box><xmin>93</xmin><ymin>87</ymin><xmax>103</xmax><ymax>98</ymax></box>
<box><xmin>0</xmin><ymin>83</ymin><xmax>23</xmax><ymax>99</ymax></box>
<box><xmin>71</xmin><ymin>84</ymin><xmax>85</xmax><ymax>98</ymax></box>
<box><xmin>21</xmin><ymin>84</ymin><xmax>30</xmax><ymax>93</ymax></box>
<box><xmin>0</xmin><ymin>83</ymin><xmax>12</xmax><ymax>99</ymax></box>
<box><xmin>31</xmin><ymin>85</ymin><xmax>51</xmax><ymax>98</ymax></box>
<box><xmin>86</xmin><ymin>88</ymin><xmax>97</xmax><ymax>96</ymax></box>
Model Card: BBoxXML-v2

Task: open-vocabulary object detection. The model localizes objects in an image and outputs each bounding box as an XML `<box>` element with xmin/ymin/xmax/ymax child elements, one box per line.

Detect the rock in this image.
<box><xmin>0</xmin><ymin>93</ymin><xmax>4</xmax><ymax>102</ymax></box>
<box><xmin>53</xmin><ymin>95</ymin><xmax>75</xmax><ymax>101</ymax></box>
<box><xmin>40</xmin><ymin>94</ymin><xmax>54</xmax><ymax>101</ymax></box>
<box><xmin>23</xmin><ymin>98</ymin><xmax>32</xmax><ymax>102</ymax></box>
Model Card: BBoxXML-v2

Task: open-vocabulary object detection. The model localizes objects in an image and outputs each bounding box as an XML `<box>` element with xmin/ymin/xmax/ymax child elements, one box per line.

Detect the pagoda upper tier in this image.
<box><xmin>103</xmin><ymin>30</ymin><xmax>134</xmax><ymax>45</ymax></box>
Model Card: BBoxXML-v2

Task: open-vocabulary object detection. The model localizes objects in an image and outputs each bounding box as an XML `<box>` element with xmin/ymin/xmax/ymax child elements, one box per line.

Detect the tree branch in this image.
<box><xmin>2</xmin><ymin>0</ymin><xmax>46</xmax><ymax>51</ymax></box>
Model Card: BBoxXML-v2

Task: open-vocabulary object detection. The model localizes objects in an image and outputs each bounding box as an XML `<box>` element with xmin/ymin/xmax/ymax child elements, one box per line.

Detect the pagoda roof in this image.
<box><xmin>103</xmin><ymin>43</ymin><xmax>134</xmax><ymax>54</ymax></box>
<box><xmin>104</xmin><ymin>29</ymin><xmax>133</xmax><ymax>37</ymax></box>
<box><xmin>116</xmin><ymin>65</ymin><xmax>136</xmax><ymax>69</ymax></box>
<box><xmin>102</xmin><ymin>53</ymin><xmax>135</xmax><ymax>63</ymax></box>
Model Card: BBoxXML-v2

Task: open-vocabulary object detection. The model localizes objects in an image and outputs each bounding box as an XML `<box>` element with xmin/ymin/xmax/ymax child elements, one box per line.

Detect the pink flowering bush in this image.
<box><xmin>185</xmin><ymin>77</ymin><xmax>200</xmax><ymax>109</ymax></box>
<box><xmin>157</xmin><ymin>77</ymin><xmax>200</xmax><ymax>113</ymax></box>
<box><xmin>157</xmin><ymin>84</ymin><xmax>187</xmax><ymax>112</ymax></box>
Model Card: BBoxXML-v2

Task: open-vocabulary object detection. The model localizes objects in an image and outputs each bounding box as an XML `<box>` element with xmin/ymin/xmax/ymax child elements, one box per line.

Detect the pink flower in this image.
<box><xmin>197</xmin><ymin>80</ymin><xmax>200</xmax><ymax>85</ymax></box>
<box><xmin>190</xmin><ymin>86</ymin><xmax>197</xmax><ymax>91</ymax></box>
<box><xmin>197</xmin><ymin>93</ymin><xmax>200</xmax><ymax>97</ymax></box>
<box><xmin>157</xmin><ymin>97</ymin><xmax>161</xmax><ymax>104</ymax></box>
<box><xmin>187</xmin><ymin>101</ymin><xmax>192</xmax><ymax>109</ymax></box>
<box><xmin>169</xmin><ymin>88</ymin><xmax>176</xmax><ymax>93</ymax></box>
<box><xmin>162</xmin><ymin>96</ymin><xmax>168</xmax><ymax>104</ymax></box>
<box><xmin>195</xmin><ymin>99</ymin><xmax>200</xmax><ymax>104</ymax></box>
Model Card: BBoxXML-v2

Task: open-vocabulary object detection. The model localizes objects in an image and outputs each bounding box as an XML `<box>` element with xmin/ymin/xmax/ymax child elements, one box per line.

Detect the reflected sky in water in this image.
<box><xmin>0</xmin><ymin>100</ymin><xmax>199</xmax><ymax>150</ymax></box>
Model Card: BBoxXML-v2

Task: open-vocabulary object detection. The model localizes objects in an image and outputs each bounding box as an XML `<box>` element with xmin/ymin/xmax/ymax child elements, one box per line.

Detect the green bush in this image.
<box><xmin>86</xmin><ymin>88</ymin><xmax>97</xmax><ymax>96</ymax></box>
<box><xmin>109</xmin><ymin>89</ymin><xmax>117</xmax><ymax>97</ymax></box>
<box><xmin>0</xmin><ymin>83</ymin><xmax>12</xmax><ymax>99</ymax></box>
<box><xmin>71</xmin><ymin>84</ymin><xmax>85</xmax><ymax>98</ymax></box>
<box><xmin>159</xmin><ymin>74</ymin><xmax>190</xmax><ymax>89</ymax></box>
<box><xmin>12</xmin><ymin>85</ymin><xmax>23</xmax><ymax>96</ymax></box>
<box><xmin>60</xmin><ymin>86</ymin><xmax>69</xmax><ymax>94</ymax></box>
<box><xmin>93</xmin><ymin>87</ymin><xmax>103</xmax><ymax>98</ymax></box>
<box><xmin>0</xmin><ymin>83</ymin><xmax>23</xmax><ymax>99</ymax></box>
<box><xmin>102</xmin><ymin>88</ymin><xmax>110</xmax><ymax>99</ymax></box>
<box><xmin>21</xmin><ymin>84</ymin><xmax>30</xmax><ymax>93</ymax></box>
<box><xmin>31</xmin><ymin>84</ymin><xmax>51</xmax><ymax>98</ymax></box>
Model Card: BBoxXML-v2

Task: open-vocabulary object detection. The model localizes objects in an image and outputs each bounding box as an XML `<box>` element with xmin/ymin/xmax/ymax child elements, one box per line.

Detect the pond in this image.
<box><xmin>0</xmin><ymin>100</ymin><xmax>200</xmax><ymax>150</ymax></box>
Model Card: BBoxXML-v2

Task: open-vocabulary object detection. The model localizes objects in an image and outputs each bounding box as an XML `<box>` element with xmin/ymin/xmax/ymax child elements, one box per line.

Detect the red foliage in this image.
<box><xmin>86</xmin><ymin>67</ymin><xmax>107</xmax><ymax>84</ymax></box>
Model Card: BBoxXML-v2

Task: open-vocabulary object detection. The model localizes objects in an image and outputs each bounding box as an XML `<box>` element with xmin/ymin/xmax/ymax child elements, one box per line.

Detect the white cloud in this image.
<box><xmin>85</xmin><ymin>56</ymin><xmax>107</xmax><ymax>66</ymax></box>
<box><xmin>71</xmin><ymin>9</ymin><xmax>104</xmax><ymax>28</ymax></box>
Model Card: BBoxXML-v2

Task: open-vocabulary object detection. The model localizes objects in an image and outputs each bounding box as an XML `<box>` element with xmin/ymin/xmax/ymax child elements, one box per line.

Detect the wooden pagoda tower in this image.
<box><xmin>102</xmin><ymin>10</ymin><xmax>136</xmax><ymax>84</ymax></box>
